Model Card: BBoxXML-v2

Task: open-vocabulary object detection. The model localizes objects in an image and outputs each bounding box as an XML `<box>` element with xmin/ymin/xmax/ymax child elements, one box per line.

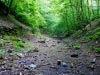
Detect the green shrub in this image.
<box><xmin>93</xmin><ymin>32</ymin><xmax>100</xmax><ymax>40</ymax></box>
<box><xmin>0</xmin><ymin>39</ymin><xmax>9</xmax><ymax>47</ymax></box>
<box><xmin>71</xmin><ymin>30</ymin><xmax>82</xmax><ymax>38</ymax></box>
<box><xmin>86</xmin><ymin>31</ymin><xmax>93</xmax><ymax>36</ymax></box>
<box><xmin>73</xmin><ymin>43</ymin><xmax>80</xmax><ymax>49</ymax></box>
<box><xmin>95</xmin><ymin>27</ymin><xmax>100</xmax><ymax>32</ymax></box>
<box><xmin>95</xmin><ymin>47</ymin><xmax>100</xmax><ymax>53</ymax></box>
<box><xmin>12</xmin><ymin>40</ymin><xmax>36</xmax><ymax>52</ymax></box>
<box><xmin>90</xmin><ymin>46</ymin><xmax>100</xmax><ymax>53</ymax></box>
<box><xmin>12</xmin><ymin>41</ymin><xmax>26</xmax><ymax>51</ymax></box>
<box><xmin>0</xmin><ymin>50</ymin><xmax>6</xmax><ymax>55</ymax></box>
<box><xmin>83</xmin><ymin>36</ymin><xmax>92</xmax><ymax>43</ymax></box>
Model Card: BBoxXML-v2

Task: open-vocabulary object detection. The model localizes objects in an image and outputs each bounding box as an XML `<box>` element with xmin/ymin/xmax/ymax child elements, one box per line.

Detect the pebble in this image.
<box><xmin>57</xmin><ymin>60</ymin><xmax>62</xmax><ymax>66</ymax></box>
<box><xmin>91</xmin><ymin>58</ymin><xmax>96</xmax><ymax>63</ymax></box>
<box><xmin>7</xmin><ymin>49</ymin><xmax>13</xmax><ymax>53</ymax></box>
<box><xmin>28</xmin><ymin>64</ymin><xmax>37</xmax><ymax>69</ymax></box>
<box><xmin>70</xmin><ymin>63</ymin><xmax>74</xmax><ymax>68</ymax></box>
<box><xmin>20</xmin><ymin>61</ymin><xmax>37</xmax><ymax>69</ymax></box>
<box><xmin>70</xmin><ymin>54</ymin><xmax>78</xmax><ymax>58</ymax></box>
<box><xmin>38</xmin><ymin>39</ymin><xmax>45</xmax><ymax>43</ymax></box>
<box><xmin>50</xmin><ymin>65</ymin><xmax>57</xmax><ymax>69</ymax></box>
<box><xmin>62</xmin><ymin>63</ymin><xmax>67</xmax><ymax>67</ymax></box>
<box><xmin>90</xmin><ymin>64</ymin><xmax>95</xmax><ymax>70</ymax></box>
<box><xmin>16</xmin><ymin>53</ymin><xmax>24</xmax><ymax>58</ymax></box>
<box><xmin>33</xmin><ymin>48</ymin><xmax>39</xmax><ymax>52</ymax></box>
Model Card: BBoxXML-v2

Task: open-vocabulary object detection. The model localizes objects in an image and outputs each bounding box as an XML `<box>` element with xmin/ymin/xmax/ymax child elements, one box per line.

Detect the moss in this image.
<box><xmin>0</xmin><ymin>50</ymin><xmax>6</xmax><ymax>55</ymax></box>
<box><xmin>73</xmin><ymin>43</ymin><xmax>80</xmax><ymax>49</ymax></box>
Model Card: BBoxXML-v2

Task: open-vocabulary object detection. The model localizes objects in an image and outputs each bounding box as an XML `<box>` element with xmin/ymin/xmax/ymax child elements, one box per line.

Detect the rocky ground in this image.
<box><xmin>0</xmin><ymin>34</ymin><xmax>100</xmax><ymax>75</ymax></box>
<box><xmin>0</xmin><ymin>16</ymin><xmax>100</xmax><ymax>75</ymax></box>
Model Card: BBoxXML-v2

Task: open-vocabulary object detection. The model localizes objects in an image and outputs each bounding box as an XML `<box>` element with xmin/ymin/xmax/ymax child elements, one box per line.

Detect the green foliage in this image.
<box><xmin>86</xmin><ymin>31</ymin><xmax>93</xmax><ymax>36</ymax></box>
<box><xmin>93</xmin><ymin>31</ymin><xmax>100</xmax><ymax>40</ymax></box>
<box><xmin>71</xmin><ymin>30</ymin><xmax>82</xmax><ymax>38</ymax></box>
<box><xmin>0</xmin><ymin>38</ymin><xmax>10</xmax><ymax>47</ymax></box>
<box><xmin>0</xmin><ymin>34</ymin><xmax>36</xmax><ymax>53</ymax></box>
<box><xmin>12</xmin><ymin>40</ymin><xmax>36</xmax><ymax>52</ymax></box>
<box><xmin>95</xmin><ymin>27</ymin><xmax>100</xmax><ymax>32</ymax></box>
<box><xmin>90</xmin><ymin>45</ymin><xmax>100</xmax><ymax>53</ymax></box>
<box><xmin>11</xmin><ymin>0</ymin><xmax>46</xmax><ymax>32</ymax></box>
<box><xmin>49</xmin><ymin>0</ymin><xmax>100</xmax><ymax>36</ymax></box>
<box><xmin>0</xmin><ymin>50</ymin><xmax>6</xmax><ymax>55</ymax></box>
<box><xmin>73</xmin><ymin>43</ymin><xmax>80</xmax><ymax>49</ymax></box>
<box><xmin>2</xmin><ymin>0</ymin><xmax>100</xmax><ymax>35</ymax></box>
<box><xmin>12</xmin><ymin>41</ymin><xmax>25</xmax><ymax>51</ymax></box>
<box><xmin>95</xmin><ymin>47</ymin><xmax>100</xmax><ymax>53</ymax></box>
<box><xmin>83</xmin><ymin>27</ymin><xmax>100</xmax><ymax>43</ymax></box>
<box><xmin>83</xmin><ymin>36</ymin><xmax>92</xmax><ymax>43</ymax></box>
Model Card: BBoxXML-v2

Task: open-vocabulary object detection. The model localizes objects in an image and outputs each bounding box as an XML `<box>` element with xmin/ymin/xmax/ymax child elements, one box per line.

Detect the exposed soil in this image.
<box><xmin>0</xmin><ymin>34</ymin><xmax>100</xmax><ymax>75</ymax></box>
<box><xmin>0</xmin><ymin>17</ymin><xmax>100</xmax><ymax>75</ymax></box>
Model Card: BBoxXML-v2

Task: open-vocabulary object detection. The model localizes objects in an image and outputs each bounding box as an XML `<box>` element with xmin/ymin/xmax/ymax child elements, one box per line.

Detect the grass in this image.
<box><xmin>93</xmin><ymin>32</ymin><xmax>100</xmax><ymax>40</ymax></box>
<box><xmin>0</xmin><ymin>39</ymin><xmax>9</xmax><ymax>47</ymax></box>
<box><xmin>95</xmin><ymin>47</ymin><xmax>100</xmax><ymax>53</ymax></box>
<box><xmin>86</xmin><ymin>31</ymin><xmax>93</xmax><ymax>36</ymax></box>
<box><xmin>0</xmin><ymin>34</ymin><xmax>36</xmax><ymax>53</ymax></box>
<box><xmin>71</xmin><ymin>30</ymin><xmax>83</xmax><ymax>38</ymax></box>
<box><xmin>12</xmin><ymin>40</ymin><xmax>26</xmax><ymax>52</ymax></box>
<box><xmin>73</xmin><ymin>43</ymin><xmax>81</xmax><ymax>49</ymax></box>
<box><xmin>0</xmin><ymin>50</ymin><xmax>6</xmax><ymax>55</ymax></box>
<box><xmin>82</xmin><ymin>27</ymin><xmax>100</xmax><ymax>43</ymax></box>
<box><xmin>82</xmin><ymin>36</ymin><xmax>92</xmax><ymax>43</ymax></box>
<box><xmin>12</xmin><ymin>40</ymin><xmax>37</xmax><ymax>52</ymax></box>
<box><xmin>90</xmin><ymin>45</ymin><xmax>100</xmax><ymax>53</ymax></box>
<box><xmin>83</xmin><ymin>31</ymin><xmax>100</xmax><ymax>43</ymax></box>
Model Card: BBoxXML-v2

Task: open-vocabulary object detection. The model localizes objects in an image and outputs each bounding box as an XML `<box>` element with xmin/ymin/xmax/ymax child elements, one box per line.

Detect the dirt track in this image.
<box><xmin>0</xmin><ymin>34</ymin><xmax>100</xmax><ymax>75</ymax></box>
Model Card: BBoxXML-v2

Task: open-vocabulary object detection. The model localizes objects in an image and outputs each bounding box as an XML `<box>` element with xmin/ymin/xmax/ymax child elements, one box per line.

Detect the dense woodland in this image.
<box><xmin>0</xmin><ymin>0</ymin><xmax>100</xmax><ymax>36</ymax></box>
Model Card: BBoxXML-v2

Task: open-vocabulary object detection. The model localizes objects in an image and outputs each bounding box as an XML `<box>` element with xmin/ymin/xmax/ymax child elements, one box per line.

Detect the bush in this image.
<box><xmin>71</xmin><ymin>30</ymin><xmax>83</xmax><ymax>38</ymax></box>
<box><xmin>12</xmin><ymin>40</ymin><xmax>26</xmax><ymax>51</ymax></box>
<box><xmin>0</xmin><ymin>50</ymin><xmax>6</xmax><ymax>55</ymax></box>
<box><xmin>95</xmin><ymin>47</ymin><xmax>100</xmax><ymax>53</ymax></box>
<box><xmin>93</xmin><ymin>32</ymin><xmax>100</xmax><ymax>40</ymax></box>
<box><xmin>73</xmin><ymin>43</ymin><xmax>80</xmax><ymax>49</ymax></box>
<box><xmin>83</xmin><ymin>36</ymin><xmax>92</xmax><ymax>43</ymax></box>
<box><xmin>86</xmin><ymin>31</ymin><xmax>93</xmax><ymax>36</ymax></box>
<box><xmin>90</xmin><ymin>45</ymin><xmax>100</xmax><ymax>53</ymax></box>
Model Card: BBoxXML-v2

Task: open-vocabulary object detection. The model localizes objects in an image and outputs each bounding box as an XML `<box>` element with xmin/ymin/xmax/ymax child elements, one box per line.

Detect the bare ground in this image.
<box><xmin>0</xmin><ymin>34</ymin><xmax>100</xmax><ymax>75</ymax></box>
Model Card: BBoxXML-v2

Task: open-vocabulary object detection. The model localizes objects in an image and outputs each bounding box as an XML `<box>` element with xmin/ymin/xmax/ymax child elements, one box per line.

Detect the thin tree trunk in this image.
<box><xmin>69</xmin><ymin>0</ymin><xmax>75</xmax><ymax>29</ymax></box>
<box><xmin>64</xmin><ymin>4</ymin><xmax>70</xmax><ymax>34</ymax></box>
<box><xmin>91</xmin><ymin>0</ymin><xmax>95</xmax><ymax>16</ymax></box>
<box><xmin>7</xmin><ymin>0</ymin><xmax>13</xmax><ymax>14</ymax></box>
<box><xmin>87</xmin><ymin>0</ymin><xmax>90</xmax><ymax>20</ymax></box>
<box><xmin>97</xmin><ymin>0</ymin><xmax>99</xmax><ymax>17</ymax></box>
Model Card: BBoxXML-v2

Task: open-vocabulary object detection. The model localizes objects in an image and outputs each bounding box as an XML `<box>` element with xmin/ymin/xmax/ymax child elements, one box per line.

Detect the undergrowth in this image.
<box><xmin>73</xmin><ymin>43</ymin><xmax>81</xmax><ymax>49</ymax></box>
<box><xmin>82</xmin><ymin>27</ymin><xmax>100</xmax><ymax>43</ymax></box>
<box><xmin>90</xmin><ymin>45</ymin><xmax>100</xmax><ymax>53</ymax></box>
<box><xmin>0</xmin><ymin>50</ymin><xmax>6</xmax><ymax>55</ymax></box>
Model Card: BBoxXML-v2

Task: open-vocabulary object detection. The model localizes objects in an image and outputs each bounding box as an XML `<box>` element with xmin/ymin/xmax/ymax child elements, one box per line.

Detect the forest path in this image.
<box><xmin>0</xmin><ymin>34</ymin><xmax>99</xmax><ymax>75</ymax></box>
<box><xmin>0</xmin><ymin>17</ymin><xmax>100</xmax><ymax>75</ymax></box>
